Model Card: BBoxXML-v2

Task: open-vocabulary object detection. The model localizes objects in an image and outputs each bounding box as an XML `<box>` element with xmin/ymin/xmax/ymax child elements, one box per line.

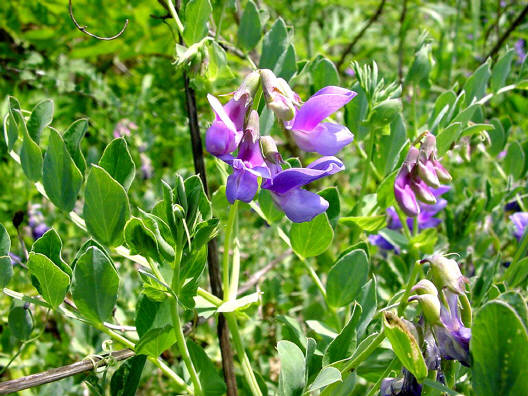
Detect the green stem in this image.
<box><xmin>365</xmin><ymin>357</ymin><xmax>399</xmax><ymax>396</ymax></box>
<box><xmin>228</xmin><ymin>237</ymin><xmax>241</xmax><ymax>300</ymax></box>
<box><xmin>170</xmin><ymin>248</ymin><xmax>203</xmax><ymax>396</ymax></box>
<box><xmin>223</xmin><ymin>201</ymin><xmax>239</xmax><ymax>300</ymax></box>
<box><xmin>300</xmin><ymin>257</ymin><xmax>327</xmax><ymax>299</ymax></box>
<box><xmin>166</xmin><ymin>0</ymin><xmax>185</xmax><ymax>39</ymax></box>
<box><xmin>397</xmin><ymin>260</ymin><xmax>421</xmax><ymax>316</ymax></box>
<box><xmin>359</xmin><ymin>127</ymin><xmax>377</xmax><ymax>200</ymax></box>
<box><xmin>225</xmin><ymin>313</ymin><xmax>263</xmax><ymax>396</ymax></box>
<box><xmin>341</xmin><ymin>332</ymin><xmax>386</xmax><ymax>373</ymax></box>
<box><xmin>395</xmin><ymin>207</ymin><xmax>412</xmax><ymax>241</ymax></box>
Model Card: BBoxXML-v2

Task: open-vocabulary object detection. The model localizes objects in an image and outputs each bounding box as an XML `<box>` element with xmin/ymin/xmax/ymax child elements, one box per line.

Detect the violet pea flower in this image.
<box><xmin>205</xmin><ymin>93</ymin><xmax>250</xmax><ymax>157</ymax></box>
<box><xmin>394</xmin><ymin>147</ymin><xmax>421</xmax><ymax>217</ymax></box>
<box><xmin>380</xmin><ymin>369</ymin><xmax>422</xmax><ymax>396</ymax></box>
<box><xmin>220</xmin><ymin>111</ymin><xmax>270</xmax><ymax>204</ymax></box>
<box><xmin>434</xmin><ymin>291</ymin><xmax>471</xmax><ymax>367</ymax></box>
<box><xmin>510</xmin><ymin>212</ymin><xmax>528</xmax><ymax>241</ymax></box>
<box><xmin>262</xmin><ymin>156</ymin><xmax>344</xmax><ymax>223</ymax></box>
<box><xmin>286</xmin><ymin>86</ymin><xmax>356</xmax><ymax>156</ymax></box>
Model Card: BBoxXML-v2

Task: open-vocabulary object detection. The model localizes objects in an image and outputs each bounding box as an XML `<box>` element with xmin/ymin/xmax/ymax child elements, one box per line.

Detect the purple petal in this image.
<box><xmin>264</xmin><ymin>156</ymin><xmax>344</xmax><ymax>194</ymax></box>
<box><xmin>368</xmin><ymin>234</ymin><xmax>396</xmax><ymax>250</ymax></box>
<box><xmin>510</xmin><ymin>212</ymin><xmax>528</xmax><ymax>240</ymax></box>
<box><xmin>271</xmin><ymin>188</ymin><xmax>329</xmax><ymax>223</ymax></box>
<box><xmin>238</xmin><ymin>132</ymin><xmax>266</xmax><ymax>168</ymax></box>
<box><xmin>223</xmin><ymin>96</ymin><xmax>249</xmax><ymax>131</ymax></box>
<box><xmin>292</xmin><ymin>87</ymin><xmax>356</xmax><ymax>131</ymax></box>
<box><xmin>291</xmin><ymin>122</ymin><xmax>354</xmax><ymax>155</ymax></box>
<box><xmin>394</xmin><ymin>170</ymin><xmax>420</xmax><ymax>217</ymax></box>
<box><xmin>226</xmin><ymin>165</ymin><xmax>259</xmax><ymax>203</ymax></box>
<box><xmin>205</xmin><ymin>121</ymin><xmax>239</xmax><ymax>156</ymax></box>
<box><xmin>386</xmin><ymin>207</ymin><xmax>402</xmax><ymax>229</ymax></box>
<box><xmin>207</xmin><ymin>94</ymin><xmax>237</xmax><ymax>131</ymax></box>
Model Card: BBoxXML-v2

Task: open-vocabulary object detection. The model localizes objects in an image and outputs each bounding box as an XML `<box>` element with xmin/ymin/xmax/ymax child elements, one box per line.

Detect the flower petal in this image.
<box><xmin>265</xmin><ymin>156</ymin><xmax>344</xmax><ymax>194</ymax></box>
<box><xmin>272</xmin><ymin>188</ymin><xmax>329</xmax><ymax>223</ymax></box>
<box><xmin>292</xmin><ymin>87</ymin><xmax>356</xmax><ymax>131</ymax></box>
<box><xmin>207</xmin><ymin>94</ymin><xmax>236</xmax><ymax>131</ymax></box>
<box><xmin>226</xmin><ymin>167</ymin><xmax>259</xmax><ymax>203</ymax></box>
<box><xmin>224</xmin><ymin>96</ymin><xmax>249</xmax><ymax>131</ymax></box>
<box><xmin>291</xmin><ymin>122</ymin><xmax>354</xmax><ymax>155</ymax></box>
<box><xmin>206</xmin><ymin>121</ymin><xmax>238</xmax><ymax>156</ymax></box>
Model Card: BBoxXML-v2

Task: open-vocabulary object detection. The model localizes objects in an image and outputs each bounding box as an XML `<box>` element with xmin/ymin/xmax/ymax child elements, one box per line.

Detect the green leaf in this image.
<box><xmin>278</xmin><ymin>340</ymin><xmax>306</xmax><ymax>396</ymax></box>
<box><xmin>192</xmin><ymin>218</ymin><xmax>219</xmax><ymax>251</ymax></box>
<box><xmin>4</xmin><ymin>97</ymin><xmax>22</xmax><ymax>150</ymax></box>
<box><xmin>277</xmin><ymin>315</ymin><xmax>308</xmax><ymax>352</ymax></box>
<box><xmin>290</xmin><ymin>214</ymin><xmax>333</xmax><ymax>258</ymax></box>
<box><xmin>376</xmin><ymin>114</ymin><xmax>407</xmax><ymax>175</ymax></box>
<box><xmin>345</xmin><ymin>83</ymin><xmax>368</xmax><ymax>140</ymax></box>
<box><xmin>488</xmin><ymin>118</ymin><xmax>506</xmax><ymax>157</ymax></box>
<box><xmin>504</xmin><ymin>256</ymin><xmax>528</xmax><ymax>288</ymax></box>
<box><xmin>258</xmin><ymin>189</ymin><xmax>284</xmax><ymax>224</ymax></box>
<box><xmin>187</xmin><ymin>340</ymin><xmax>227</xmax><ymax>396</ymax></box>
<box><xmin>0</xmin><ymin>256</ymin><xmax>13</xmax><ymax>288</ymax></box>
<box><xmin>71</xmin><ymin>246</ymin><xmax>119</xmax><ymax>323</ymax></box>
<box><xmin>8</xmin><ymin>306</ymin><xmax>33</xmax><ymax>340</ymax></box>
<box><xmin>237</xmin><ymin>0</ymin><xmax>261</xmax><ymax>51</ymax></box>
<box><xmin>135</xmin><ymin>296</ymin><xmax>175</xmax><ymax>357</ymax></box>
<box><xmin>124</xmin><ymin>217</ymin><xmax>160</xmax><ymax>261</ymax></box>
<box><xmin>179</xmin><ymin>247</ymin><xmax>208</xmax><ymax>309</ymax></box>
<box><xmin>436</xmin><ymin>122</ymin><xmax>462</xmax><ymax>156</ymax></box>
<box><xmin>383</xmin><ymin>312</ymin><xmax>428</xmax><ymax>382</ymax></box>
<box><xmin>26</xmin><ymin>99</ymin><xmax>53</xmax><ymax>144</ymax></box>
<box><xmin>32</xmin><ymin>228</ymin><xmax>71</xmax><ymax>277</ymax></box>
<box><xmin>327</xmin><ymin>249</ymin><xmax>369</xmax><ymax>308</ymax></box>
<box><xmin>83</xmin><ymin>165</ymin><xmax>130</xmax><ymax>246</ymax></box>
<box><xmin>0</xmin><ymin>223</ymin><xmax>10</xmax><ymax>256</ymax></box>
<box><xmin>339</xmin><ymin>215</ymin><xmax>387</xmax><ymax>232</ymax></box>
<box><xmin>318</xmin><ymin>187</ymin><xmax>340</xmax><ymax>228</ymax></box>
<box><xmin>42</xmin><ymin>129</ymin><xmax>83</xmax><ymax>212</ymax></box>
<box><xmin>183</xmin><ymin>0</ymin><xmax>212</xmax><ymax>44</ymax></box>
<box><xmin>463</xmin><ymin>59</ymin><xmax>491</xmax><ymax>106</ymax></box>
<box><xmin>323</xmin><ymin>303</ymin><xmax>362</xmax><ymax>365</ymax></box>
<box><xmin>503</xmin><ymin>141</ymin><xmax>525</xmax><ymax>180</ymax></box>
<box><xmin>376</xmin><ymin>169</ymin><xmax>398</xmax><ymax>209</ymax></box>
<box><xmin>99</xmin><ymin>138</ymin><xmax>135</xmax><ymax>191</ymax></box>
<box><xmin>217</xmin><ymin>292</ymin><xmax>260</xmax><ymax>313</ymax></box>
<box><xmin>312</xmin><ymin>57</ymin><xmax>339</xmax><ymax>91</ymax></box>
<box><xmin>459</xmin><ymin>123</ymin><xmax>494</xmax><ymax>138</ymax></box>
<box><xmin>259</xmin><ymin>18</ymin><xmax>289</xmax><ymax>71</ymax></box>
<box><xmin>471</xmin><ymin>301</ymin><xmax>528</xmax><ymax>396</ymax></box>
<box><xmin>307</xmin><ymin>367</ymin><xmax>342</xmax><ymax>392</ymax></box>
<box><xmin>19</xmin><ymin>115</ymin><xmax>43</xmax><ymax>182</ymax></box>
<box><xmin>63</xmin><ymin>118</ymin><xmax>88</xmax><ymax>174</ymax></box>
<box><xmin>357</xmin><ymin>278</ymin><xmax>377</xmax><ymax>338</ymax></box>
<box><xmin>491</xmin><ymin>49</ymin><xmax>515</xmax><ymax>92</ymax></box>
<box><xmin>110</xmin><ymin>355</ymin><xmax>147</xmax><ymax>396</ymax></box>
<box><xmin>367</xmin><ymin>99</ymin><xmax>401</xmax><ymax>127</ymax></box>
<box><xmin>27</xmin><ymin>253</ymin><xmax>70</xmax><ymax>309</ymax></box>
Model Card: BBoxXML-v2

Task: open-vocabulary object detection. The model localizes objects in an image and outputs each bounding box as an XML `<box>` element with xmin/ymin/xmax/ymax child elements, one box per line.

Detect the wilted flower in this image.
<box><xmin>434</xmin><ymin>291</ymin><xmax>471</xmax><ymax>366</ymax></box>
<box><xmin>261</xmin><ymin>152</ymin><xmax>344</xmax><ymax>222</ymax></box>
<box><xmin>286</xmin><ymin>86</ymin><xmax>356</xmax><ymax>155</ymax></box>
<box><xmin>220</xmin><ymin>111</ymin><xmax>271</xmax><ymax>203</ymax></box>
<box><xmin>510</xmin><ymin>212</ymin><xmax>528</xmax><ymax>241</ymax></box>
<box><xmin>380</xmin><ymin>369</ymin><xmax>422</xmax><ymax>396</ymax></box>
<box><xmin>394</xmin><ymin>133</ymin><xmax>451</xmax><ymax>217</ymax></box>
<box><xmin>426</xmin><ymin>254</ymin><xmax>468</xmax><ymax>295</ymax></box>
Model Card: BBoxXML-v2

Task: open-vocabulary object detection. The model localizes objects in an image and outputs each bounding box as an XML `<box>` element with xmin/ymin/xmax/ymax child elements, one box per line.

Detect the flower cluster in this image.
<box><xmin>394</xmin><ymin>133</ymin><xmax>451</xmax><ymax>217</ymax></box>
<box><xmin>381</xmin><ymin>255</ymin><xmax>471</xmax><ymax>395</ymax></box>
<box><xmin>369</xmin><ymin>186</ymin><xmax>450</xmax><ymax>252</ymax></box>
<box><xmin>205</xmin><ymin>70</ymin><xmax>356</xmax><ymax>222</ymax></box>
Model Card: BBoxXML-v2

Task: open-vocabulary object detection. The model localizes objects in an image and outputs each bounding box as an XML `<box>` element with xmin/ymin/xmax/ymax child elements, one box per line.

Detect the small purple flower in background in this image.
<box><xmin>28</xmin><ymin>205</ymin><xmax>49</xmax><ymax>240</ymax></box>
<box><xmin>344</xmin><ymin>67</ymin><xmax>355</xmax><ymax>77</ymax></box>
<box><xmin>113</xmin><ymin>119</ymin><xmax>138</xmax><ymax>138</ymax></box>
<box><xmin>262</xmin><ymin>152</ymin><xmax>344</xmax><ymax>222</ymax></box>
<box><xmin>394</xmin><ymin>133</ymin><xmax>451</xmax><ymax>217</ymax></box>
<box><xmin>140</xmin><ymin>153</ymin><xmax>153</xmax><ymax>179</ymax></box>
<box><xmin>220</xmin><ymin>111</ymin><xmax>271</xmax><ymax>204</ymax></box>
<box><xmin>510</xmin><ymin>212</ymin><xmax>528</xmax><ymax>240</ymax></box>
<box><xmin>285</xmin><ymin>86</ymin><xmax>356</xmax><ymax>155</ymax></box>
<box><xmin>9</xmin><ymin>252</ymin><xmax>22</xmax><ymax>266</ymax></box>
<box><xmin>515</xmin><ymin>39</ymin><xmax>526</xmax><ymax>64</ymax></box>
<box><xmin>504</xmin><ymin>200</ymin><xmax>521</xmax><ymax>212</ymax></box>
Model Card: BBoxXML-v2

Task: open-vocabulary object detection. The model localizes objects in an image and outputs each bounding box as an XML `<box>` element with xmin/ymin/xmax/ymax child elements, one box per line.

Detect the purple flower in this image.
<box><xmin>28</xmin><ymin>206</ymin><xmax>49</xmax><ymax>240</ymax></box>
<box><xmin>510</xmin><ymin>212</ymin><xmax>528</xmax><ymax>241</ymax></box>
<box><xmin>220</xmin><ymin>111</ymin><xmax>271</xmax><ymax>204</ymax></box>
<box><xmin>394</xmin><ymin>147</ymin><xmax>421</xmax><ymax>217</ymax></box>
<box><xmin>515</xmin><ymin>39</ymin><xmax>526</xmax><ymax>64</ymax></box>
<box><xmin>435</xmin><ymin>291</ymin><xmax>471</xmax><ymax>367</ymax></box>
<box><xmin>140</xmin><ymin>153</ymin><xmax>153</xmax><ymax>179</ymax></box>
<box><xmin>286</xmin><ymin>86</ymin><xmax>356</xmax><ymax>155</ymax></box>
<box><xmin>380</xmin><ymin>369</ymin><xmax>422</xmax><ymax>396</ymax></box>
<box><xmin>113</xmin><ymin>119</ymin><xmax>137</xmax><ymax>138</ymax></box>
<box><xmin>344</xmin><ymin>67</ymin><xmax>355</xmax><ymax>77</ymax></box>
<box><xmin>262</xmin><ymin>154</ymin><xmax>344</xmax><ymax>223</ymax></box>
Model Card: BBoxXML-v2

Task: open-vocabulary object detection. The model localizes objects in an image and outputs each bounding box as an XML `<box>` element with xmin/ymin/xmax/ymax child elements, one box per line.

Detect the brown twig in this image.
<box><xmin>0</xmin><ymin>349</ymin><xmax>134</xmax><ymax>394</ymax></box>
<box><xmin>336</xmin><ymin>0</ymin><xmax>387</xmax><ymax>70</ymax></box>
<box><xmin>238</xmin><ymin>250</ymin><xmax>292</xmax><ymax>295</ymax></box>
<box><xmin>68</xmin><ymin>0</ymin><xmax>129</xmax><ymax>41</ymax></box>
<box><xmin>485</xmin><ymin>4</ymin><xmax>528</xmax><ymax>61</ymax></box>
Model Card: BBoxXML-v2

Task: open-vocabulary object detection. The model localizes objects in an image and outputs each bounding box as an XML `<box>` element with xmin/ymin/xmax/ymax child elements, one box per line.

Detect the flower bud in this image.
<box><xmin>234</xmin><ymin>71</ymin><xmax>261</xmax><ymax>102</ymax></box>
<box><xmin>427</xmin><ymin>254</ymin><xmax>468</xmax><ymax>294</ymax></box>
<box><xmin>260</xmin><ymin>136</ymin><xmax>282</xmax><ymax>164</ymax></box>
<box><xmin>433</xmin><ymin>160</ymin><xmax>452</xmax><ymax>183</ymax></box>
<box><xmin>417</xmin><ymin>160</ymin><xmax>440</xmax><ymax>189</ymax></box>
<box><xmin>411</xmin><ymin>279</ymin><xmax>438</xmax><ymax>296</ymax></box>
<box><xmin>420</xmin><ymin>133</ymin><xmax>437</xmax><ymax>159</ymax></box>
<box><xmin>408</xmin><ymin>294</ymin><xmax>441</xmax><ymax>325</ymax></box>
<box><xmin>260</xmin><ymin>69</ymin><xmax>297</xmax><ymax>121</ymax></box>
<box><xmin>410</xmin><ymin>179</ymin><xmax>437</xmax><ymax>205</ymax></box>
<box><xmin>403</xmin><ymin>146</ymin><xmax>420</xmax><ymax>171</ymax></box>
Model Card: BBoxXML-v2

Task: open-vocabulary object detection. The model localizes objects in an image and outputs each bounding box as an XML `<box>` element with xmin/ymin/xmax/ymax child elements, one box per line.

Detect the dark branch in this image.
<box><xmin>68</xmin><ymin>0</ymin><xmax>129</xmax><ymax>41</ymax></box>
<box><xmin>0</xmin><ymin>349</ymin><xmax>134</xmax><ymax>394</ymax></box>
<box><xmin>485</xmin><ymin>4</ymin><xmax>528</xmax><ymax>61</ymax></box>
<box><xmin>336</xmin><ymin>0</ymin><xmax>387</xmax><ymax>70</ymax></box>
